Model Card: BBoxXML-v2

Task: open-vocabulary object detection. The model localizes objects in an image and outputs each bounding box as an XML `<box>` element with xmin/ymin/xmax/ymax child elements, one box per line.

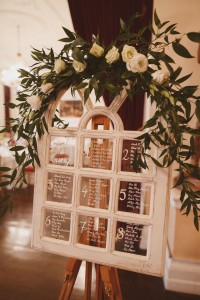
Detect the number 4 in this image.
<box><xmin>81</xmin><ymin>185</ymin><xmax>88</xmax><ymax>197</ymax></box>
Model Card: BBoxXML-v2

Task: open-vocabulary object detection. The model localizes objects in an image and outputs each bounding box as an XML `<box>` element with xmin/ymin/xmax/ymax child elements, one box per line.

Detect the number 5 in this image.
<box><xmin>119</xmin><ymin>189</ymin><xmax>126</xmax><ymax>201</ymax></box>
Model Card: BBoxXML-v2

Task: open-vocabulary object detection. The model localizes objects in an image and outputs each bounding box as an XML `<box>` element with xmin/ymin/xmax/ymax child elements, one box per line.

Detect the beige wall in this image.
<box><xmin>153</xmin><ymin>0</ymin><xmax>200</xmax><ymax>91</ymax></box>
<box><xmin>153</xmin><ymin>0</ymin><xmax>200</xmax><ymax>261</ymax></box>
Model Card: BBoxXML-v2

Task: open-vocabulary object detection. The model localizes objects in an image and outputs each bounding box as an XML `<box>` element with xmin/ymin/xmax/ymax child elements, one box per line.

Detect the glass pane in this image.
<box><xmin>121</xmin><ymin>139</ymin><xmax>142</xmax><ymax>172</ymax></box>
<box><xmin>80</xmin><ymin>177</ymin><xmax>110</xmax><ymax>209</ymax></box>
<box><xmin>43</xmin><ymin>209</ymin><xmax>71</xmax><ymax>241</ymax></box>
<box><xmin>52</xmin><ymin>90</ymin><xmax>83</xmax><ymax>129</ymax></box>
<box><xmin>83</xmin><ymin>137</ymin><xmax>113</xmax><ymax>170</ymax></box>
<box><xmin>49</xmin><ymin>136</ymin><xmax>76</xmax><ymax>166</ymax></box>
<box><xmin>47</xmin><ymin>172</ymin><xmax>73</xmax><ymax>204</ymax></box>
<box><xmin>86</xmin><ymin>115</ymin><xmax>113</xmax><ymax>130</ymax></box>
<box><xmin>115</xmin><ymin>221</ymin><xmax>149</xmax><ymax>256</ymax></box>
<box><xmin>118</xmin><ymin>181</ymin><xmax>151</xmax><ymax>215</ymax></box>
<box><xmin>77</xmin><ymin>215</ymin><xmax>108</xmax><ymax>248</ymax></box>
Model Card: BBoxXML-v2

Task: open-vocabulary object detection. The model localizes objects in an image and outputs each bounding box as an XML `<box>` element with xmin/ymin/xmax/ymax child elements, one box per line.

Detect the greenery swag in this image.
<box><xmin>0</xmin><ymin>11</ymin><xmax>200</xmax><ymax>229</ymax></box>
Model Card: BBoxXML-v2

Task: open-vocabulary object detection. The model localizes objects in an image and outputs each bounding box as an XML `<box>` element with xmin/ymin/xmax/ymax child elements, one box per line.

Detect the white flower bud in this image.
<box><xmin>105</xmin><ymin>46</ymin><xmax>120</xmax><ymax>64</ymax></box>
<box><xmin>41</xmin><ymin>82</ymin><xmax>54</xmax><ymax>94</ymax></box>
<box><xmin>72</xmin><ymin>60</ymin><xmax>87</xmax><ymax>73</ymax></box>
<box><xmin>151</xmin><ymin>70</ymin><xmax>170</xmax><ymax>84</ymax></box>
<box><xmin>54</xmin><ymin>58</ymin><xmax>66</xmax><ymax>74</ymax></box>
<box><xmin>27</xmin><ymin>95</ymin><xmax>42</xmax><ymax>111</ymax></box>
<box><xmin>89</xmin><ymin>43</ymin><xmax>104</xmax><ymax>57</ymax></box>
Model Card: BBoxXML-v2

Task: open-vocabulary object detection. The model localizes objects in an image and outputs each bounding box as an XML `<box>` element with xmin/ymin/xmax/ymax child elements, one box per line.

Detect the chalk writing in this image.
<box><xmin>121</xmin><ymin>139</ymin><xmax>142</xmax><ymax>172</ymax></box>
<box><xmin>115</xmin><ymin>221</ymin><xmax>148</xmax><ymax>256</ymax></box>
<box><xmin>80</xmin><ymin>177</ymin><xmax>110</xmax><ymax>209</ymax></box>
<box><xmin>47</xmin><ymin>173</ymin><xmax>73</xmax><ymax>203</ymax></box>
<box><xmin>43</xmin><ymin>209</ymin><xmax>71</xmax><ymax>241</ymax></box>
<box><xmin>118</xmin><ymin>181</ymin><xmax>151</xmax><ymax>215</ymax></box>
<box><xmin>78</xmin><ymin>215</ymin><xmax>107</xmax><ymax>248</ymax></box>
<box><xmin>83</xmin><ymin>138</ymin><xmax>113</xmax><ymax>170</ymax></box>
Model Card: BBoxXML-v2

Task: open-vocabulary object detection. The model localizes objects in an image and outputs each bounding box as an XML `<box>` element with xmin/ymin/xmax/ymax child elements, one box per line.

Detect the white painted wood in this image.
<box><xmin>31</xmin><ymin>88</ymin><xmax>170</xmax><ymax>276</ymax></box>
<box><xmin>164</xmin><ymin>248</ymin><xmax>200</xmax><ymax>295</ymax></box>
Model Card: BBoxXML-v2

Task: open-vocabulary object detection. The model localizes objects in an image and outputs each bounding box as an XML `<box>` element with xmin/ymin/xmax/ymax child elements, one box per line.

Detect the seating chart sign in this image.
<box><xmin>32</xmin><ymin>89</ymin><xmax>169</xmax><ymax>276</ymax></box>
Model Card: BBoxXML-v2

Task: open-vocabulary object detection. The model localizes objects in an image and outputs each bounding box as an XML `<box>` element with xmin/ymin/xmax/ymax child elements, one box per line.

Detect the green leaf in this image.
<box><xmin>0</xmin><ymin>181</ymin><xmax>10</xmax><ymax>187</ymax></box>
<box><xmin>32</xmin><ymin>136</ymin><xmax>38</xmax><ymax>153</ymax></box>
<box><xmin>117</xmin><ymin>33</ymin><xmax>135</xmax><ymax>41</ymax></box>
<box><xmin>172</xmin><ymin>41</ymin><xmax>194</xmax><ymax>58</ymax></box>
<box><xmin>164</xmin><ymin>23</ymin><xmax>177</xmax><ymax>34</ymax></box>
<box><xmin>151</xmin><ymin>157</ymin><xmax>163</xmax><ymax>167</ymax></box>
<box><xmin>193</xmin><ymin>207</ymin><xmax>199</xmax><ymax>231</ymax></box>
<box><xmin>75</xmin><ymin>82</ymin><xmax>88</xmax><ymax>90</ymax></box>
<box><xmin>62</xmin><ymin>27</ymin><xmax>75</xmax><ymax>40</ymax></box>
<box><xmin>0</xmin><ymin>167</ymin><xmax>11</xmax><ymax>172</ymax></box>
<box><xmin>159</xmin><ymin>20</ymin><xmax>170</xmax><ymax>28</ymax></box>
<box><xmin>11</xmin><ymin>169</ymin><xmax>17</xmax><ymax>183</ymax></box>
<box><xmin>23</xmin><ymin>159</ymin><xmax>33</xmax><ymax>169</ymax></box>
<box><xmin>42</xmin><ymin>117</ymin><xmax>48</xmax><ymax>133</ymax></box>
<box><xmin>195</xmin><ymin>101</ymin><xmax>200</xmax><ymax>122</ymax></box>
<box><xmin>61</xmin><ymin>70</ymin><xmax>74</xmax><ymax>76</ymax></box>
<box><xmin>154</xmin><ymin>10</ymin><xmax>161</xmax><ymax>27</ymax></box>
<box><xmin>121</xmin><ymin>71</ymin><xmax>133</xmax><ymax>79</ymax></box>
<box><xmin>28</xmin><ymin>145</ymin><xmax>34</xmax><ymax>159</ymax></box>
<box><xmin>143</xmin><ymin>117</ymin><xmax>157</xmax><ymax>129</ymax></box>
<box><xmin>84</xmin><ymin>88</ymin><xmax>90</xmax><ymax>103</ymax></box>
<box><xmin>58</xmin><ymin>38</ymin><xmax>73</xmax><ymax>43</ymax></box>
<box><xmin>176</xmin><ymin>72</ymin><xmax>192</xmax><ymax>84</ymax></box>
<box><xmin>34</xmin><ymin>154</ymin><xmax>41</xmax><ymax>167</ymax></box>
<box><xmin>120</xmin><ymin>18</ymin><xmax>126</xmax><ymax>30</ymax></box>
<box><xmin>171</xmin><ymin>66</ymin><xmax>182</xmax><ymax>80</ymax></box>
<box><xmin>104</xmin><ymin>84</ymin><xmax>117</xmax><ymax>93</ymax></box>
<box><xmin>187</xmin><ymin>32</ymin><xmax>200</xmax><ymax>43</ymax></box>
<box><xmin>72</xmin><ymin>47</ymin><xmax>84</xmax><ymax>63</ymax></box>
<box><xmin>180</xmin><ymin>196</ymin><xmax>190</xmax><ymax>210</ymax></box>
<box><xmin>9</xmin><ymin>146</ymin><xmax>25</xmax><ymax>151</ymax></box>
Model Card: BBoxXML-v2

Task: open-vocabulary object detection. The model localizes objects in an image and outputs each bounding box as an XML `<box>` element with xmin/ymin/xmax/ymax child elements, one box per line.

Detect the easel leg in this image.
<box><xmin>100</xmin><ymin>266</ymin><xmax>122</xmax><ymax>300</ymax></box>
<box><xmin>95</xmin><ymin>264</ymin><xmax>103</xmax><ymax>300</ymax></box>
<box><xmin>59</xmin><ymin>258</ymin><xmax>82</xmax><ymax>300</ymax></box>
<box><xmin>84</xmin><ymin>262</ymin><xmax>92</xmax><ymax>300</ymax></box>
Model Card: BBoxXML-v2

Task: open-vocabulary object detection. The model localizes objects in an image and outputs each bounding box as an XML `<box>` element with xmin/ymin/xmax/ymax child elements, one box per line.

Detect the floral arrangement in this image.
<box><xmin>0</xmin><ymin>11</ymin><xmax>200</xmax><ymax>229</ymax></box>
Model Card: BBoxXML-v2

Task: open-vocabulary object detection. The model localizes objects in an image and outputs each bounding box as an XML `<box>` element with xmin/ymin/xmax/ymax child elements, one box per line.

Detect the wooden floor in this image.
<box><xmin>0</xmin><ymin>186</ymin><xmax>199</xmax><ymax>300</ymax></box>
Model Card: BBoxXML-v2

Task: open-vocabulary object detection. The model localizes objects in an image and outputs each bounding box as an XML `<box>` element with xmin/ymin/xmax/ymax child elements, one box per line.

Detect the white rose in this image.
<box><xmin>72</xmin><ymin>60</ymin><xmax>86</xmax><ymax>73</ymax></box>
<box><xmin>105</xmin><ymin>46</ymin><xmax>120</xmax><ymax>64</ymax></box>
<box><xmin>16</xmin><ymin>137</ymin><xmax>29</xmax><ymax>148</ymax></box>
<box><xmin>54</xmin><ymin>58</ymin><xmax>66</xmax><ymax>73</ymax></box>
<box><xmin>89</xmin><ymin>42</ymin><xmax>104</xmax><ymax>57</ymax></box>
<box><xmin>126</xmin><ymin>53</ymin><xmax>148</xmax><ymax>73</ymax></box>
<box><xmin>151</xmin><ymin>70</ymin><xmax>170</xmax><ymax>84</ymax></box>
<box><xmin>41</xmin><ymin>82</ymin><xmax>53</xmax><ymax>94</ymax></box>
<box><xmin>122</xmin><ymin>45</ymin><xmax>137</xmax><ymax>62</ymax></box>
<box><xmin>27</xmin><ymin>95</ymin><xmax>42</xmax><ymax>110</ymax></box>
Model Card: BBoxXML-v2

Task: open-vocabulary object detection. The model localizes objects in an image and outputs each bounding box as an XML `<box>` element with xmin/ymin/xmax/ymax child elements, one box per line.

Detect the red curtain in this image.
<box><xmin>68</xmin><ymin>0</ymin><xmax>153</xmax><ymax>130</ymax></box>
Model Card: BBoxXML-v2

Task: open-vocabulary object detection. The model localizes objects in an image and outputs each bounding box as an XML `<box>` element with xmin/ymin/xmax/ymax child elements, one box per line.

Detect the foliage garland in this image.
<box><xmin>0</xmin><ymin>11</ymin><xmax>200</xmax><ymax>229</ymax></box>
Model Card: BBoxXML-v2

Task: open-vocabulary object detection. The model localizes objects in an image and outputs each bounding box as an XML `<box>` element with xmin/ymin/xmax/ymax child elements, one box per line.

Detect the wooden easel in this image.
<box><xmin>59</xmin><ymin>115</ymin><xmax>122</xmax><ymax>300</ymax></box>
<box><xmin>59</xmin><ymin>258</ymin><xmax>122</xmax><ymax>300</ymax></box>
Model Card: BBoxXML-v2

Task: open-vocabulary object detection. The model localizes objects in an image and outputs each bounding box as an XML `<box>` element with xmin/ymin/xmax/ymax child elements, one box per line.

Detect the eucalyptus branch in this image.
<box><xmin>0</xmin><ymin>9</ymin><xmax>200</xmax><ymax>229</ymax></box>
